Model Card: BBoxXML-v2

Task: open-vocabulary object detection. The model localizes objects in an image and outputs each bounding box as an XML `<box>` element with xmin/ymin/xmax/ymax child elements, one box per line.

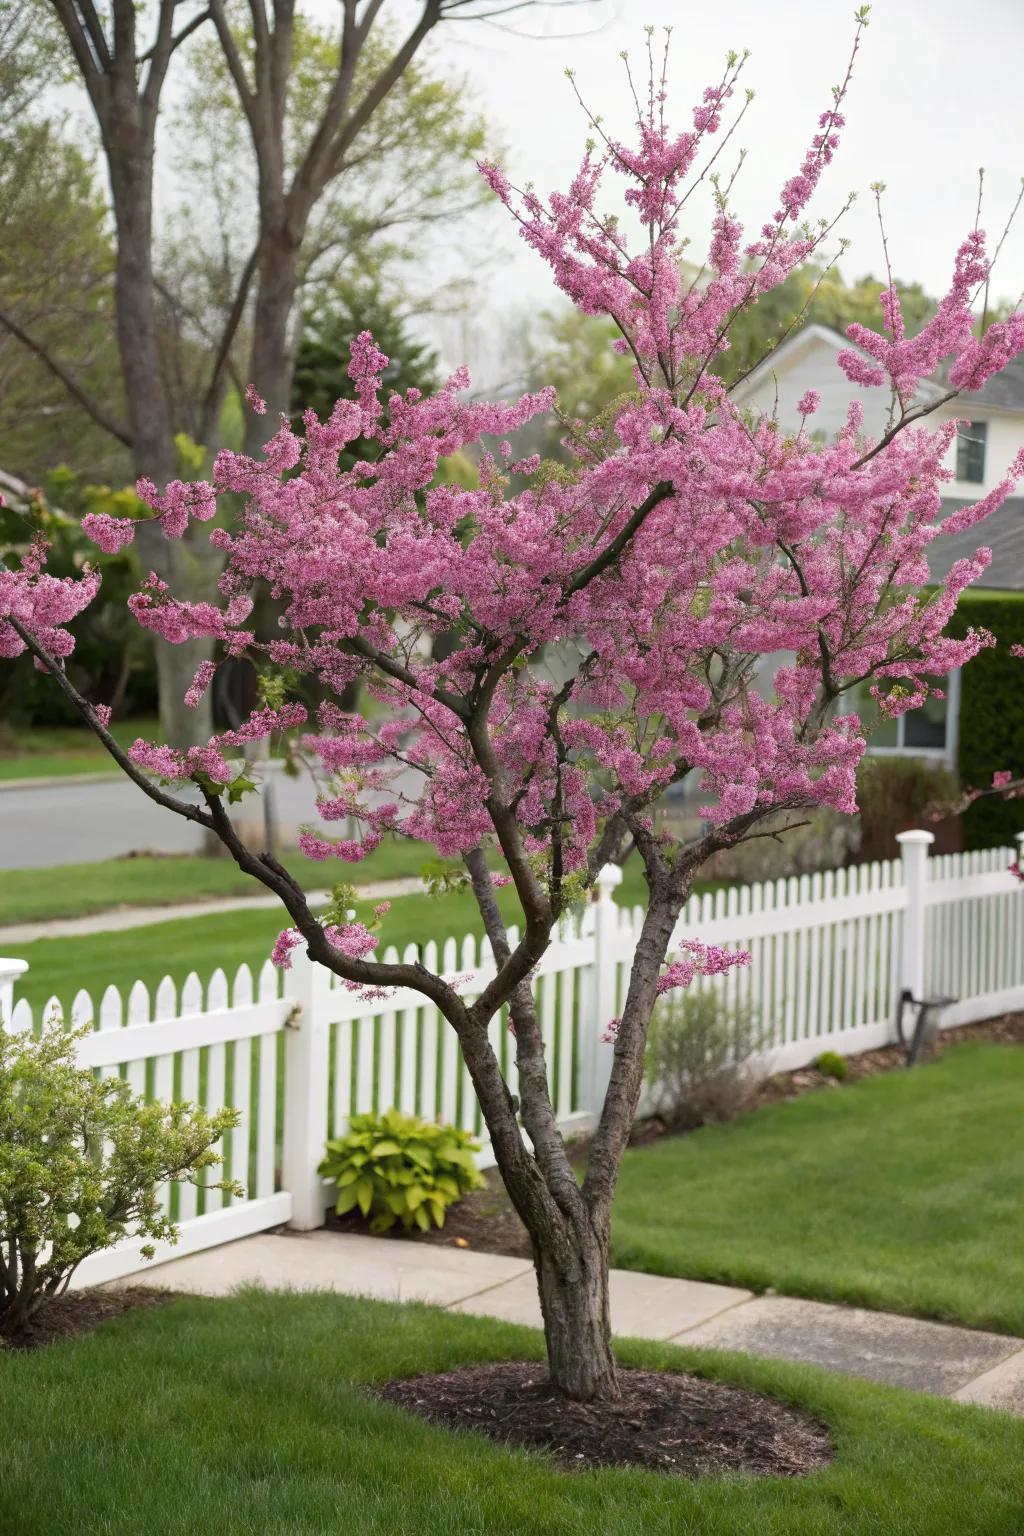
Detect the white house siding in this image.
<box><xmin>737</xmin><ymin>333</ymin><xmax>894</xmax><ymax>439</ymax></box>
<box><xmin>934</xmin><ymin>406</ymin><xmax>1023</xmax><ymax>498</ymax></box>
<box><xmin>737</xmin><ymin>333</ymin><xmax>1024</xmax><ymax>501</ymax></box>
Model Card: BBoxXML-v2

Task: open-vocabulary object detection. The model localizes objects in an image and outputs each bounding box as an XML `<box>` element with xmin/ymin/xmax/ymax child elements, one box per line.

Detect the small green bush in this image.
<box><xmin>816</xmin><ymin>1050</ymin><xmax>848</xmax><ymax>1081</ymax></box>
<box><xmin>0</xmin><ymin>1017</ymin><xmax>239</xmax><ymax>1335</ymax></box>
<box><xmin>320</xmin><ymin>1108</ymin><xmax>485</xmax><ymax>1233</ymax></box>
<box><xmin>645</xmin><ymin>989</ymin><xmax>770</xmax><ymax>1131</ymax></box>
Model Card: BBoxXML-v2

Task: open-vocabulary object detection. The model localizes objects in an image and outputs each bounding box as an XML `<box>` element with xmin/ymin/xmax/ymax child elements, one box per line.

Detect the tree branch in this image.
<box><xmin>3</xmin><ymin>613</ymin><xmax>213</xmax><ymax>830</ymax></box>
<box><xmin>140</xmin><ymin>6</ymin><xmax>211</xmax><ymax>68</ymax></box>
<box><xmin>0</xmin><ymin>307</ymin><xmax>132</xmax><ymax>447</ymax></box>
<box><xmin>563</xmin><ymin>481</ymin><xmax>675</xmax><ymax>600</ymax></box>
<box><xmin>198</xmin><ymin>244</ymin><xmax>261</xmax><ymax>446</ymax></box>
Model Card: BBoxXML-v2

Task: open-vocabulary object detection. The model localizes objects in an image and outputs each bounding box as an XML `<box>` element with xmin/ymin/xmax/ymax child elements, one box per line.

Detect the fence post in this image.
<box><xmin>897</xmin><ymin>829</ymin><xmax>934</xmax><ymax>1008</ymax></box>
<box><xmin>0</xmin><ymin>958</ymin><xmax>27</xmax><ymax>1028</ymax></box>
<box><xmin>584</xmin><ymin>863</ymin><xmax>623</xmax><ymax>1114</ymax></box>
<box><xmin>281</xmin><ymin>947</ymin><xmax>331</xmax><ymax>1231</ymax></box>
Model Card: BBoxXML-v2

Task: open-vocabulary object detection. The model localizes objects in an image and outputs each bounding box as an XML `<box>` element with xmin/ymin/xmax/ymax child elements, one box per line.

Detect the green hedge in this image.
<box><xmin>951</xmin><ymin>590</ymin><xmax>1024</xmax><ymax>849</ymax></box>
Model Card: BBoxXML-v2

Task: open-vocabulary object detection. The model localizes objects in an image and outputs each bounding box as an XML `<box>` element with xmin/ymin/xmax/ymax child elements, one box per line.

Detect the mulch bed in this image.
<box><xmin>0</xmin><ymin>1287</ymin><xmax>171</xmax><ymax>1353</ymax></box>
<box><xmin>374</xmin><ymin>1361</ymin><xmax>833</xmax><ymax>1479</ymax></box>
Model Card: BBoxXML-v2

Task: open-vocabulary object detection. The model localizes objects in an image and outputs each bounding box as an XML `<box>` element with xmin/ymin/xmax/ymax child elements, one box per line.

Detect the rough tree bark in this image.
<box><xmin>42</xmin><ymin>0</ymin><xmax>217</xmax><ymax>746</ymax></box>
<box><xmin>461</xmin><ymin>847</ymin><xmax>689</xmax><ymax>1400</ymax></box>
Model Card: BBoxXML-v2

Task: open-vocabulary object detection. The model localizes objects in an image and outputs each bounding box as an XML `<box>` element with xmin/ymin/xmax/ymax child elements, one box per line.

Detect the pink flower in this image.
<box><xmin>81</xmin><ymin>513</ymin><xmax>136</xmax><ymax>553</ymax></box>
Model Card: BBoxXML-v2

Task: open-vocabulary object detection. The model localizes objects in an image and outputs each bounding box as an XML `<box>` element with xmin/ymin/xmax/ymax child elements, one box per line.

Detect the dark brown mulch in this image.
<box><xmin>327</xmin><ymin>1179</ymin><xmax>533</xmax><ymax>1259</ymax></box>
<box><xmin>0</xmin><ymin>1287</ymin><xmax>171</xmax><ymax>1353</ymax></box>
<box><xmin>374</xmin><ymin>1361</ymin><xmax>833</xmax><ymax>1479</ymax></box>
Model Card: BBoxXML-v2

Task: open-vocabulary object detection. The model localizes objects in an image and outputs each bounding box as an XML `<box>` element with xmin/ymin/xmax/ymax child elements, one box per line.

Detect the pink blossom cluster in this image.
<box><xmin>0</xmin><ymin>537</ymin><xmax>99</xmax><ymax>659</ymax></box>
<box><xmin>600</xmin><ymin>941</ymin><xmax>751</xmax><ymax>1042</ymax></box>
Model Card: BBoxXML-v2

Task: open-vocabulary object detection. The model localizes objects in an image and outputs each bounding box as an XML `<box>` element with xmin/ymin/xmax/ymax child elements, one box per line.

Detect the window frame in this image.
<box><xmin>955</xmin><ymin>419</ymin><xmax>988</xmax><ymax>485</ymax></box>
<box><xmin>861</xmin><ymin>668</ymin><xmax>961</xmax><ymax>768</ymax></box>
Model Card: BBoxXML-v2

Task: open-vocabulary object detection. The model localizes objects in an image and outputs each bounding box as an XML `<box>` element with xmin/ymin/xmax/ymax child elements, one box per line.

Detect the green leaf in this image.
<box><xmin>370</xmin><ymin>1139</ymin><xmax>401</xmax><ymax>1157</ymax></box>
<box><xmin>355</xmin><ymin>1177</ymin><xmax>374</xmax><ymax>1217</ymax></box>
<box><xmin>334</xmin><ymin>1185</ymin><xmax>360</xmax><ymax>1216</ymax></box>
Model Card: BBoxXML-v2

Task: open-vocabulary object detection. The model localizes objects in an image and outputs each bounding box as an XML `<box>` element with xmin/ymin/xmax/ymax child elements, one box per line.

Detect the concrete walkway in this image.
<box><xmin>119</xmin><ymin>1230</ymin><xmax>1024</xmax><ymax>1415</ymax></box>
<box><xmin>0</xmin><ymin>876</ymin><xmax>423</xmax><ymax>945</ymax></box>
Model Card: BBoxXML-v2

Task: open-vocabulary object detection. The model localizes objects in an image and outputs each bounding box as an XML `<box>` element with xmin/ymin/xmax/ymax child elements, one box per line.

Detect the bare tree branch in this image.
<box><xmin>0</xmin><ymin>306</ymin><xmax>132</xmax><ymax>447</ymax></box>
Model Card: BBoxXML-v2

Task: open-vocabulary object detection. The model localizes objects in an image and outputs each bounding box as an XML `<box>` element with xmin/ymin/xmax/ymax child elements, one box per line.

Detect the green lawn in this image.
<box><xmin>0</xmin><ymin>836</ymin><xmax>460</xmax><ymax>927</ymax></box>
<box><xmin>7</xmin><ymin>890</ymin><xmax>507</xmax><ymax>1017</ymax></box>
<box><xmin>1</xmin><ymin>1292</ymin><xmax>1021</xmax><ymax>1535</ymax></box>
<box><xmin>1</xmin><ymin>841</ymin><xmax>658</xmax><ymax>929</ymax></box>
<box><xmin>612</xmin><ymin>1043</ymin><xmax>1024</xmax><ymax>1338</ymax></box>
<box><xmin>0</xmin><ymin>717</ymin><xmax>157</xmax><ymax>780</ymax></box>
<box><xmin>3</xmin><ymin>850</ymin><xmax>658</xmax><ymax>1016</ymax></box>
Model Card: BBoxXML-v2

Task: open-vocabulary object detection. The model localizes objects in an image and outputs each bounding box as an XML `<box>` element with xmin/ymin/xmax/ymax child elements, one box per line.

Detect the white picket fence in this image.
<box><xmin>2</xmin><ymin>828</ymin><xmax>1022</xmax><ymax>1287</ymax></box>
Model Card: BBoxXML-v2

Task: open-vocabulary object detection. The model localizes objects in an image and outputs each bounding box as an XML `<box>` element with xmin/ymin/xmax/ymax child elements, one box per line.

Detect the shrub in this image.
<box><xmin>700</xmin><ymin>807</ymin><xmax>859</xmax><ymax>881</ymax></box>
<box><xmin>0</xmin><ymin>1017</ymin><xmax>239</xmax><ymax>1335</ymax></box>
<box><xmin>950</xmin><ymin>591</ymin><xmax>1024</xmax><ymax>850</ymax></box>
<box><xmin>319</xmin><ymin>1108</ymin><xmax>485</xmax><ymax>1233</ymax></box>
<box><xmin>644</xmin><ymin>990</ymin><xmax>771</xmax><ymax>1132</ymax></box>
<box><xmin>856</xmin><ymin>755</ymin><xmax>959</xmax><ymax>861</ymax></box>
<box><xmin>816</xmin><ymin>1050</ymin><xmax>848</xmax><ymax>1081</ymax></box>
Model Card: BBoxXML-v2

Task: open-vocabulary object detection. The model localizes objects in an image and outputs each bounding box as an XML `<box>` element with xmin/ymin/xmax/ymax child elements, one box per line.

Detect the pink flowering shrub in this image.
<box><xmin>3</xmin><ymin>17</ymin><xmax>1023</xmax><ymax>1400</ymax></box>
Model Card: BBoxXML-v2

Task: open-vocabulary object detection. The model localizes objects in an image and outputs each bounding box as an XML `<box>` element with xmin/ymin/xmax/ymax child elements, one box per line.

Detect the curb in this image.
<box><xmin>0</xmin><ymin>771</ymin><xmax>122</xmax><ymax>792</ymax></box>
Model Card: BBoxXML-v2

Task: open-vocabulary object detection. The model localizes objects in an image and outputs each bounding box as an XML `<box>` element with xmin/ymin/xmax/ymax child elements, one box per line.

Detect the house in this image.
<box><xmin>731</xmin><ymin>324</ymin><xmax>1024</xmax><ymax>771</ymax></box>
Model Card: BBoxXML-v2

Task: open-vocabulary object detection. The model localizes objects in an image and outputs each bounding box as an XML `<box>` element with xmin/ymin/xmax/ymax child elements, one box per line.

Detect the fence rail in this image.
<box><xmin>2</xmin><ymin>829</ymin><xmax>1023</xmax><ymax>1286</ymax></box>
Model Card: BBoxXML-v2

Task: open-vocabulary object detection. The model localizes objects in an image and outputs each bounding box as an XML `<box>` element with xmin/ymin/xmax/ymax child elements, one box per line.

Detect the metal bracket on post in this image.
<box><xmin>895</xmin><ymin>987</ymin><xmax>955</xmax><ymax>1067</ymax></box>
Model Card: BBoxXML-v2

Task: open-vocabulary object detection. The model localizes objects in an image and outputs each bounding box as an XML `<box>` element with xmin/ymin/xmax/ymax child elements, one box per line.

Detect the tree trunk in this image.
<box><xmin>534</xmin><ymin>1224</ymin><xmax>618</xmax><ymax>1401</ymax></box>
<box><xmin>133</xmin><ymin>521</ymin><xmax>215</xmax><ymax>747</ymax></box>
<box><xmin>107</xmin><ymin>114</ymin><xmax>216</xmax><ymax>749</ymax></box>
<box><xmin>244</xmin><ymin>225</ymin><xmax>302</xmax><ymax>455</ymax></box>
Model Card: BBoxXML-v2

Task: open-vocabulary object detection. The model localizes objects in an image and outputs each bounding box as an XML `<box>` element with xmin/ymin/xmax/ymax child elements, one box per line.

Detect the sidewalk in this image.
<box><xmin>0</xmin><ymin>876</ymin><xmax>422</xmax><ymax>944</ymax></box>
<box><xmin>116</xmin><ymin>1230</ymin><xmax>1024</xmax><ymax>1416</ymax></box>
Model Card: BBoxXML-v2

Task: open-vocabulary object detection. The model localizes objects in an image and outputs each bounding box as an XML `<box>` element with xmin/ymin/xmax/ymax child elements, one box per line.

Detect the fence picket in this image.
<box><xmin>203</xmin><ymin>968</ymin><xmax>229</xmax><ymax>1215</ymax></box>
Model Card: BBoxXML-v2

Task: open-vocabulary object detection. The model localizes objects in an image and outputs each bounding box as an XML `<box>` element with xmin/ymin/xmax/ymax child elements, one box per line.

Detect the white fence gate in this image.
<box><xmin>2</xmin><ymin>828</ymin><xmax>1022</xmax><ymax>1287</ymax></box>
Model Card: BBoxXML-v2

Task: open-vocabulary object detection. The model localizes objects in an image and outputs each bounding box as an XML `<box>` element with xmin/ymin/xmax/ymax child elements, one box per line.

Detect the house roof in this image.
<box><xmin>954</xmin><ymin>354</ymin><xmax>1024</xmax><ymax>414</ymax></box>
<box><xmin>732</xmin><ymin>321</ymin><xmax>1024</xmax><ymax>414</ymax></box>
<box><xmin>930</xmin><ymin>498</ymin><xmax>1024</xmax><ymax>591</ymax></box>
<box><xmin>731</xmin><ymin>323</ymin><xmax>948</xmax><ymax>406</ymax></box>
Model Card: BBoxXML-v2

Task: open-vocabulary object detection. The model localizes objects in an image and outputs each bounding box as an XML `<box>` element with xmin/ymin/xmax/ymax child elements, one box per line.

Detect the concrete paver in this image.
<box><xmin>452</xmin><ymin>1265</ymin><xmax>752</xmax><ymax>1341</ymax></box>
<box><xmin>133</xmin><ymin>1231</ymin><xmax>532</xmax><ymax>1308</ymax></box>
<box><xmin>119</xmin><ymin>1230</ymin><xmax>1024</xmax><ymax>1412</ymax></box>
<box><xmin>678</xmin><ymin>1294</ymin><xmax>1019</xmax><ymax>1396</ymax></box>
<box><xmin>953</xmin><ymin>1346</ymin><xmax>1024</xmax><ymax>1413</ymax></box>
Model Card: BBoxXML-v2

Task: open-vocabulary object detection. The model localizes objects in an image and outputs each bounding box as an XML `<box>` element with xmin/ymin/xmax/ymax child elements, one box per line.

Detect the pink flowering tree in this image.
<box><xmin>4</xmin><ymin>15</ymin><xmax>1024</xmax><ymax>1401</ymax></box>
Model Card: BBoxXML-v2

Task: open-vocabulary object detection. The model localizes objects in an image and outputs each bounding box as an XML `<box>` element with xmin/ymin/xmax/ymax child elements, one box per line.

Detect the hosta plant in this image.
<box><xmin>0</xmin><ymin>1017</ymin><xmax>239</xmax><ymax>1335</ymax></box>
<box><xmin>320</xmin><ymin>1109</ymin><xmax>485</xmax><ymax>1233</ymax></box>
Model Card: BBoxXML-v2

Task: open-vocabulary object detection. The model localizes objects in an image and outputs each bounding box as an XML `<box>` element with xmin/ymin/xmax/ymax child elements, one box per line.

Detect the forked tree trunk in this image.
<box><xmin>534</xmin><ymin>1226</ymin><xmax>618</xmax><ymax>1401</ymax></box>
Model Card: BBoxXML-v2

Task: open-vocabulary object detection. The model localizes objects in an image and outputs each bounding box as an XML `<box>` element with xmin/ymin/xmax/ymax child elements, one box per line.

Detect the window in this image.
<box><xmin>844</xmin><ymin>675</ymin><xmax>956</xmax><ymax>761</ymax></box>
<box><xmin>955</xmin><ymin>420</ymin><xmax>988</xmax><ymax>484</ymax></box>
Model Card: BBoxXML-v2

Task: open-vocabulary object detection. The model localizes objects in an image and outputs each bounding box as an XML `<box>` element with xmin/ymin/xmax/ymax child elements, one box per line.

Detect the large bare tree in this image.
<box><xmin>2</xmin><ymin>0</ymin><xmax>595</xmax><ymax>744</ymax></box>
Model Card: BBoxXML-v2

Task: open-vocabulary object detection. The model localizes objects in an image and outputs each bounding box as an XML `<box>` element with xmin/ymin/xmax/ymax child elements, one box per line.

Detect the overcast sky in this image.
<box><xmin>393</xmin><ymin>0</ymin><xmax>1024</xmax><ymax>377</ymax></box>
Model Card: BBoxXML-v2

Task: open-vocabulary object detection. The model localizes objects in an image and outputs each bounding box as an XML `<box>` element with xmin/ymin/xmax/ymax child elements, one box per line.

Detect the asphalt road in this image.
<box><xmin>0</xmin><ymin>761</ymin><xmax>425</xmax><ymax>869</ymax></box>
